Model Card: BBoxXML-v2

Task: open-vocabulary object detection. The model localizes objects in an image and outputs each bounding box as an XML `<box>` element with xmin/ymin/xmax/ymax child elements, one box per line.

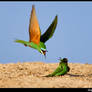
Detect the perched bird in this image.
<box><xmin>15</xmin><ymin>5</ymin><xmax>58</xmax><ymax>57</ymax></box>
<box><xmin>45</xmin><ymin>58</ymin><xmax>70</xmax><ymax>77</ymax></box>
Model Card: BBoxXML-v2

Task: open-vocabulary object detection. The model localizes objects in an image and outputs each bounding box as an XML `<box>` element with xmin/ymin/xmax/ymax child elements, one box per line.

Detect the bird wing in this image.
<box><xmin>45</xmin><ymin>66</ymin><xmax>62</xmax><ymax>77</ymax></box>
<box><xmin>49</xmin><ymin>65</ymin><xmax>63</xmax><ymax>76</ymax></box>
<box><xmin>29</xmin><ymin>5</ymin><xmax>41</xmax><ymax>45</ymax></box>
<box><xmin>40</xmin><ymin>15</ymin><xmax>58</xmax><ymax>43</ymax></box>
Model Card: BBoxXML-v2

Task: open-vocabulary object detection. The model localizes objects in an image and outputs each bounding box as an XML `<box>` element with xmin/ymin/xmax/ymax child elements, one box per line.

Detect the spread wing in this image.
<box><xmin>29</xmin><ymin>5</ymin><xmax>41</xmax><ymax>45</ymax></box>
<box><xmin>40</xmin><ymin>15</ymin><xmax>58</xmax><ymax>43</ymax></box>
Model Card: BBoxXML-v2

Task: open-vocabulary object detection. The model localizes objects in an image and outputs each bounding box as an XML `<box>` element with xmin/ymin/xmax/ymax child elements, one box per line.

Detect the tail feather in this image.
<box><xmin>14</xmin><ymin>40</ymin><xmax>28</xmax><ymax>46</ymax></box>
<box><xmin>45</xmin><ymin>74</ymin><xmax>54</xmax><ymax>77</ymax></box>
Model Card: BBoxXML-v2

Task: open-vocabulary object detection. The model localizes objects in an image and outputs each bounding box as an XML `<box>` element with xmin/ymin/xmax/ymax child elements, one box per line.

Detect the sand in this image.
<box><xmin>0</xmin><ymin>61</ymin><xmax>92</xmax><ymax>88</ymax></box>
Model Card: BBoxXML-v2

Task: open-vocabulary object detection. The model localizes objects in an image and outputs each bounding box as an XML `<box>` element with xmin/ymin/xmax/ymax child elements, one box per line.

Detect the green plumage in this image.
<box><xmin>15</xmin><ymin>40</ymin><xmax>28</xmax><ymax>47</ymax></box>
<box><xmin>45</xmin><ymin>58</ymin><xmax>70</xmax><ymax>77</ymax></box>
<box><xmin>15</xmin><ymin>40</ymin><xmax>28</xmax><ymax>45</ymax></box>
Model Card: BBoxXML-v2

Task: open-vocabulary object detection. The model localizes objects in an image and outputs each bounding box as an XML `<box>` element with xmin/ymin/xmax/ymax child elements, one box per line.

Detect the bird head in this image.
<box><xmin>62</xmin><ymin>58</ymin><xmax>68</xmax><ymax>63</ymax></box>
<box><xmin>58</xmin><ymin>57</ymin><xmax>68</xmax><ymax>65</ymax></box>
<box><xmin>39</xmin><ymin>42</ymin><xmax>47</xmax><ymax>57</ymax></box>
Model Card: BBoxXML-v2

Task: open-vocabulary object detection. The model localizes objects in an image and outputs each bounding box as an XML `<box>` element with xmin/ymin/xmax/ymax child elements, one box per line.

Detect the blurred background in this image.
<box><xmin>0</xmin><ymin>1</ymin><xmax>92</xmax><ymax>64</ymax></box>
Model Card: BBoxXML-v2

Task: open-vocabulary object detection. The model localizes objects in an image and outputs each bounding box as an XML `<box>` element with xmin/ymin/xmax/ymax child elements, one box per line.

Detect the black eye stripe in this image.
<box><xmin>42</xmin><ymin>50</ymin><xmax>46</xmax><ymax>52</ymax></box>
<box><xmin>41</xmin><ymin>48</ymin><xmax>46</xmax><ymax>51</ymax></box>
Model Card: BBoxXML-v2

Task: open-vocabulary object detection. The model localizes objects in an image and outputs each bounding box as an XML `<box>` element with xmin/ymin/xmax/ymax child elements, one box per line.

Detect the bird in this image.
<box><xmin>45</xmin><ymin>58</ymin><xmax>70</xmax><ymax>77</ymax></box>
<box><xmin>15</xmin><ymin>5</ymin><xmax>58</xmax><ymax>57</ymax></box>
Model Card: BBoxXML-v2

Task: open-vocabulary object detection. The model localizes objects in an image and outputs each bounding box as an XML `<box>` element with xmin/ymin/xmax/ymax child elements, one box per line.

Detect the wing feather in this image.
<box><xmin>29</xmin><ymin>5</ymin><xmax>41</xmax><ymax>44</ymax></box>
<box><xmin>40</xmin><ymin>15</ymin><xmax>58</xmax><ymax>43</ymax></box>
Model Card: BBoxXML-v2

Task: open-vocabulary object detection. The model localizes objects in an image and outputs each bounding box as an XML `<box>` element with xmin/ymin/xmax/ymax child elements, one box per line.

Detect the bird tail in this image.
<box><xmin>14</xmin><ymin>39</ymin><xmax>28</xmax><ymax>46</ymax></box>
<box><xmin>45</xmin><ymin>74</ymin><xmax>54</xmax><ymax>77</ymax></box>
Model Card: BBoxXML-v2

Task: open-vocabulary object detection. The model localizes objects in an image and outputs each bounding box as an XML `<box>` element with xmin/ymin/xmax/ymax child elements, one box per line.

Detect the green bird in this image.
<box><xmin>15</xmin><ymin>5</ymin><xmax>58</xmax><ymax>57</ymax></box>
<box><xmin>45</xmin><ymin>58</ymin><xmax>70</xmax><ymax>77</ymax></box>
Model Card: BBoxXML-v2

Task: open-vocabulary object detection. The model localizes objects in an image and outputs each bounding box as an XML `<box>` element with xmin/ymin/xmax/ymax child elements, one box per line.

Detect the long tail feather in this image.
<box><xmin>45</xmin><ymin>74</ymin><xmax>53</xmax><ymax>77</ymax></box>
<box><xmin>14</xmin><ymin>40</ymin><xmax>28</xmax><ymax>46</ymax></box>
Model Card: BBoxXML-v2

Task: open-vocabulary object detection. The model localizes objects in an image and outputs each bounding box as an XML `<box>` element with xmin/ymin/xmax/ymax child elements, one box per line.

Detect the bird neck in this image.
<box><xmin>59</xmin><ymin>62</ymin><xmax>67</xmax><ymax>66</ymax></box>
<box><xmin>39</xmin><ymin>42</ymin><xmax>46</xmax><ymax>51</ymax></box>
<box><xmin>60</xmin><ymin>62</ymin><xmax>68</xmax><ymax>71</ymax></box>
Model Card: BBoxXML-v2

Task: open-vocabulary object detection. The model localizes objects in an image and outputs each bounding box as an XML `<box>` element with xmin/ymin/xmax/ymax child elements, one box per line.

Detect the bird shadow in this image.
<box><xmin>42</xmin><ymin>74</ymin><xmax>85</xmax><ymax>77</ymax></box>
<box><xmin>42</xmin><ymin>74</ymin><xmax>92</xmax><ymax>78</ymax></box>
<box><xmin>66</xmin><ymin>73</ymin><xmax>85</xmax><ymax>77</ymax></box>
<box><xmin>67</xmin><ymin>73</ymin><xmax>92</xmax><ymax>77</ymax></box>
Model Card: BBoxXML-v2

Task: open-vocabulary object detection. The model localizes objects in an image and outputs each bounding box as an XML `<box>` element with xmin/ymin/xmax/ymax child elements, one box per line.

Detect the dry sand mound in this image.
<box><xmin>0</xmin><ymin>62</ymin><xmax>92</xmax><ymax>88</ymax></box>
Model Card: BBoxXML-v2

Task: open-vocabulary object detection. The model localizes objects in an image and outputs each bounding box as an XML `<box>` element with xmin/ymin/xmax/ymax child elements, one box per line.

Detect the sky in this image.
<box><xmin>0</xmin><ymin>1</ymin><xmax>92</xmax><ymax>64</ymax></box>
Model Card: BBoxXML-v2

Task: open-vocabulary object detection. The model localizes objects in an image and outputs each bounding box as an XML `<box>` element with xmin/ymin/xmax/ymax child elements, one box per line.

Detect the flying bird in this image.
<box><xmin>45</xmin><ymin>58</ymin><xmax>70</xmax><ymax>77</ymax></box>
<box><xmin>15</xmin><ymin>5</ymin><xmax>58</xmax><ymax>57</ymax></box>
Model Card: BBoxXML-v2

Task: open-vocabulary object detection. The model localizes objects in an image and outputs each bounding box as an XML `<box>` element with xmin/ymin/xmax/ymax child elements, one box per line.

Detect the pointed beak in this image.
<box><xmin>43</xmin><ymin>50</ymin><xmax>46</xmax><ymax>56</ymax></box>
<box><xmin>41</xmin><ymin>50</ymin><xmax>48</xmax><ymax>58</ymax></box>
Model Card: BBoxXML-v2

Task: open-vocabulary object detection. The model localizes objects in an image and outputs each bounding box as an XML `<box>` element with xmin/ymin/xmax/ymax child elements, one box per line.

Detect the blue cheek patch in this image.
<box><xmin>41</xmin><ymin>48</ymin><xmax>46</xmax><ymax>51</ymax></box>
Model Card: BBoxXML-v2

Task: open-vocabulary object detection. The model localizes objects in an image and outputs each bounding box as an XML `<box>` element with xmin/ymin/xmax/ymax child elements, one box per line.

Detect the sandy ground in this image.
<box><xmin>0</xmin><ymin>61</ymin><xmax>92</xmax><ymax>88</ymax></box>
